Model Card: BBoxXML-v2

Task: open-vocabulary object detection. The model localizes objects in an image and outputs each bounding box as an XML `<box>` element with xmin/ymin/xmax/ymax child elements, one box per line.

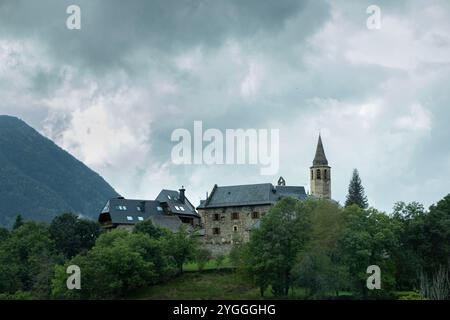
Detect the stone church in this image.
<box><xmin>197</xmin><ymin>135</ymin><xmax>332</xmax><ymax>255</ymax></box>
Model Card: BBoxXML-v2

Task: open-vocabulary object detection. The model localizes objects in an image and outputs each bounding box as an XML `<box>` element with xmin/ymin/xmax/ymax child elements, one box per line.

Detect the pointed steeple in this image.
<box><xmin>313</xmin><ymin>134</ymin><xmax>328</xmax><ymax>166</ymax></box>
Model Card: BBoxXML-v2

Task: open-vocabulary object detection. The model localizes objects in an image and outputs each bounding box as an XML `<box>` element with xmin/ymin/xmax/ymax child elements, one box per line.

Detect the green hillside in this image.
<box><xmin>0</xmin><ymin>115</ymin><xmax>119</xmax><ymax>226</ymax></box>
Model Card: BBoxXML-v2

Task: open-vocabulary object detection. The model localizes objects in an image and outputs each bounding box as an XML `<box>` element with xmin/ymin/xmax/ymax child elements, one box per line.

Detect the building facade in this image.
<box><xmin>197</xmin><ymin>182</ymin><xmax>308</xmax><ymax>255</ymax></box>
<box><xmin>198</xmin><ymin>135</ymin><xmax>331</xmax><ymax>255</ymax></box>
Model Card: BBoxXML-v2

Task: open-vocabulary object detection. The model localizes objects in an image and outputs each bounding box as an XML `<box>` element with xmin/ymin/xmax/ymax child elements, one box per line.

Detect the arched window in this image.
<box><xmin>311</xmin><ymin>170</ymin><xmax>313</xmax><ymax>180</ymax></box>
<box><xmin>316</xmin><ymin>169</ymin><xmax>321</xmax><ymax>180</ymax></box>
<box><xmin>324</xmin><ymin>169</ymin><xmax>328</xmax><ymax>180</ymax></box>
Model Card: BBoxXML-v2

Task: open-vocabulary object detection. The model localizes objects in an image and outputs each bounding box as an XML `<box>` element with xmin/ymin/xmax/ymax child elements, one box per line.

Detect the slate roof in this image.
<box><xmin>156</xmin><ymin>189</ymin><xmax>199</xmax><ymax>218</ymax></box>
<box><xmin>197</xmin><ymin>183</ymin><xmax>308</xmax><ymax>209</ymax></box>
<box><xmin>313</xmin><ymin>134</ymin><xmax>328</xmax><ymax>166</ymax></box>
<box><xmin>98</xmin><ymin>189</ymin><xmax>199</xmax><ymax>231</ymax></box>
<box><xmin>99</xmin><ymin>198</ymin><xmax>164</xmax><ymax>225</ymax></box>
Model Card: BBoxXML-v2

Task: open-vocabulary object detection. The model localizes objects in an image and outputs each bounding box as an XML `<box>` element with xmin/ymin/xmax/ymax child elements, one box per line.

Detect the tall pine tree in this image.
<box><xmin>345</xmin><ymin>169</ymin><xmax>368</xmax><ymax>209</ymax></box>
<box><xmin>13</xmin><ymin>214</ymin><xmax>24</xmax><ymax>230</ymax></box>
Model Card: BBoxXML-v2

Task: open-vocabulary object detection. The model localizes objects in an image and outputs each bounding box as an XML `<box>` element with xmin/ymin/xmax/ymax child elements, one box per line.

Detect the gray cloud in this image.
<box><xmin>0</xmin><ymin>0</ymin><xmax>449</xmax><ymax>212</ymax></box>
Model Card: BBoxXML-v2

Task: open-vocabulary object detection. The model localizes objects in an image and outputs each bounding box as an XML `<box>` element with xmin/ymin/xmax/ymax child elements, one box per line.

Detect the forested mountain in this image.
<box><xmin>0</xmin><ymin>115</ymin><xmax>119</xmax><ymax>227</ymax></box>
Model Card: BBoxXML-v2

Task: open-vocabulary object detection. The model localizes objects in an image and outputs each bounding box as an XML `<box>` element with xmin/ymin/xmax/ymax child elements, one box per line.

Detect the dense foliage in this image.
<box><xmin>236</xmin><ymin>194</ymin><xmax>450</xmax><ymax>299</ymax></box>
<box><xmin>0</xmin><ymin>116</ymin><xmax>118</xmax><ymax>227</ymax></box>
<box><xmin>0</xmin><ymin>194</ymin><xmax>449</xmax><ymax>300</ymax></box>
<box><xmin>0</xmin><ymin>212</ymin><xmax>200</xmax><ymax>299</ymax></box>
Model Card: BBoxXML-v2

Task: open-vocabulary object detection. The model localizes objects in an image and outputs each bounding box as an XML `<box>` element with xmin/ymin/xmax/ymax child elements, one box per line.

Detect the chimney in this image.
<box><xmin>179</xmin><ymin>186</ymin><xmax>186</xmax><ymax>204</ymax></box>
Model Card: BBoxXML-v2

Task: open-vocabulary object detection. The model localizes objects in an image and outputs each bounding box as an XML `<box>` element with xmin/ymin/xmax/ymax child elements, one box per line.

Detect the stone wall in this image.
<box><xmin>198</xmin><ymin>204</ymin><xmax>272</xmax><ymax>255</ymax></box>
<box><xmin>310</xmin><ymin>165</ymin><xmax>331</xmax><ymax>199</ymax></box>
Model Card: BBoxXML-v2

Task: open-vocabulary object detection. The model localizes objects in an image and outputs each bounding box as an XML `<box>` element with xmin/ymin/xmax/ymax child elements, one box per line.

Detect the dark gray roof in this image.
<box><xmin>313</xmin><ymin>134</ymin><xmax>328</xmax><ymax>166</ymax></box>
<box><xmin>99</xmin><ymin>198</ymin><xmax>163</xmax><ymax>225</ymax></box>
<box><xmin>197</xmin><ymin>183</ymin><xmax>307</xmax><ymax>209</ymax></box>
<box><xmin>156</xmin><ymin>189</ymin><xmax>199</xmax><ymax>217</ymax></box>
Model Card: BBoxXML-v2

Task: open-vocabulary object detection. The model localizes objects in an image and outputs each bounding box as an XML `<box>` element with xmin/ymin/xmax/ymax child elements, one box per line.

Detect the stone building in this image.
<box><xmin>197</xmin><ymin>135</ymin><xmax>331</xmax><ymax>255</ymax></box>
<box><xmin>197</xmin><ymin>182</ymin><xmax>308</xmax><ymax>255</ymax></box>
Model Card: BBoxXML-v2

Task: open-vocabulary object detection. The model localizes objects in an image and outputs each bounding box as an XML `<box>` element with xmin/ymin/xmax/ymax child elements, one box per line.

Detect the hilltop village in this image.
<box><xmin>98</xmin><ymin>135</ymin><xmax>332</xmax><ymax>254</ymax></box>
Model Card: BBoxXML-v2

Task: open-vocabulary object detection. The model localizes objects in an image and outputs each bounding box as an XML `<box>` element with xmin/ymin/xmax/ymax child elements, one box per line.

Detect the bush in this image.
<box><xmin>397</xmin><ymin>291</ymin><xmax>426</xmax><ymax>300</ymax></box>
<box><xmin>196</xmin><ymin>248</ymin><xmax>212</xmax><ymax>271</ymax></box>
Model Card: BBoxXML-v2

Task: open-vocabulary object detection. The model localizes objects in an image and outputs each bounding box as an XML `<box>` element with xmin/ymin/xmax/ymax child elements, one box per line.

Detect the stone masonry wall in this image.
<box><xmin>198</xmin><ymin>204</ymin><xmax>272</xmax><ymax>256</ymax></box>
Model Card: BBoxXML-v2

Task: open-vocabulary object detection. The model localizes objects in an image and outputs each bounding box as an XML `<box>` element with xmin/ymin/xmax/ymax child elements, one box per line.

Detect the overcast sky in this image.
<box><xmin>1</xmin><ymin>0</ymin><xmax>449</xmax><ymax>213</ymax></box>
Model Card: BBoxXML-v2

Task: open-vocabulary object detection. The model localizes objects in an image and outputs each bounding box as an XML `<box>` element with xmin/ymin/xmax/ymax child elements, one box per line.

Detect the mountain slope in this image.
<box><xmin>0</xmin><ymin>115</ymin><xmax>119</xmax><ymax>226</ymax></box>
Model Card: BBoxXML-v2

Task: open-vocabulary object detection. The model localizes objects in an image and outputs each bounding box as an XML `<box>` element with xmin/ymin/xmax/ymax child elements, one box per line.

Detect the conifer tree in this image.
<box><xmin>13</xmin><ymin>214</ymin><xmax>24</xmax><ymax>230</ymax></box>
<box><xmin>345</xmin><ymin>169</ymin><xmax>368</xmax><ymax>209</ymax></box>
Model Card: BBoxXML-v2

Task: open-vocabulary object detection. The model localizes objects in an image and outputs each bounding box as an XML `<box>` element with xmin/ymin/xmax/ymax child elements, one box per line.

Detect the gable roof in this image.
<box><xmin>197</xmin><ymin>183</ymin><xmax>307</xmax><ymax>209</ymax></box>
<box><xmin>156</xmin><ymin>189</ymin><xmax>199</xmax><ymax>217</ymax></box>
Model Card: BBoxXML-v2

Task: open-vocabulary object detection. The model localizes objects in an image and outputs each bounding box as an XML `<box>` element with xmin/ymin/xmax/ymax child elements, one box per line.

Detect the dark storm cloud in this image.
<box><xmin>0</xmin><ymin>0</ymin><xmax>328</xmax><ymax>72</ymax></box>
<box><xmin>1</xmin><ymin>0</ymin><xmax>449</xmax><ymax>212</ymax></box>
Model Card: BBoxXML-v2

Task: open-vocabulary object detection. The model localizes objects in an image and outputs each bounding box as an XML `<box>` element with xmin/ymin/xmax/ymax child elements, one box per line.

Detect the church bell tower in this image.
<box><xmin>310</xmin><ymin>134</ymin><xmax>331</xmax><ymax>199</ymax></box>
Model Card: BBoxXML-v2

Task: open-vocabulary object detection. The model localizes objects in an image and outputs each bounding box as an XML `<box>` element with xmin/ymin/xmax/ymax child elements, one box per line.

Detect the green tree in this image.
<box><xmin>293</xmin><ymin>200</ymin><xmax>349</xmax><ymax>298</ymax></box>
<box><xmin>345</xmin><ymin>169</ymin><xmax>368</xmax><ymax>209</ymax></box>
<box><xmin>240</xmin><ymin>197</ymin><xmax>313</xmax><ymax>297</ymax></box>
<box><xmin>195</xmin><ymin>248</ymin><xmax>212</xmax><ymax>271</ymax></box>
<box><xmin>49</xmin><ymin>213</ymin><xmax>100</xmax><ymax>258</ymax></box>
<box><xmin>0</xmin><ymin>227</ymin><xmax>9</xmax><ymax>242</ymax></box>
<box><xmin>167</xmin><ymin>225</ymin><xmax>199</xmax><ymax>274</ymax></box>
<box><xmin>13</xmin><ymin>214</ymin><xmax>24</xmax><ymax>230</ymax></box>
<box><xmin>390</xmin><ymin>201</ymin><xmax>426</xmax><ymax>290</ymax></box>
<box><xmin>52</xmin><ymin>230</ymin><xmax>172</xmax><ymax>299</ymax></box>
<box><xmin>339</xmin><ymin>205</ymin><xmax>400</xmax><ymax>298</ymax></box>
<box><xmin>0</xmin><ymin>222</ymin><xmax>58</xmax><ymax>297</ymax></box>
<box><xmin>134</xmin><ymin>219</ymin><xmax>171</xmax><ymax>239</ymax></box>
<box><xmin>215</xmin><ymin>254</ymin><xmax>225</xmax><ymax>270</ymax></box>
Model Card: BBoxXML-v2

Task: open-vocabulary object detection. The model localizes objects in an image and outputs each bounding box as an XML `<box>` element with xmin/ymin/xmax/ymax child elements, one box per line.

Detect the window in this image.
<box><xmin>175</xmin><ymin>205</ymin><xmax>180</xmax><ymax>210</ymax></box>
<box><xmin>167</xmin><ymin>195</ymin><xmax>171</xmax><ymax>200</ymax></box>
<box><xmin>251</xmin><ymin>212</ymin><xmax>259</xmax><ymax>219</ymax></box>
<box><xmin>311</xmin><ymin>170</ymin><xmax>313</xmax><ymax>180</ymax></box>
<box><xmin>233</xmin><ymin>225</ymin><xmax>238</xmax><ymax>232</ymax></box>
<box><xmin>232</xmin><ymin>212</ymin><xmax>239</xmax><ymax>220</ymax></box>
<box><xmin>137</xmin><ymin>207</ymin><xmax>141</xmax><ymax>212</ymax></box>
<box><xmin>138</xmin><ymin>217</ymin><xmax>144</xmax><ymax>221</ymax></box>
<box><xmin>126</xmin><ymin>216</ymin><xmax>133</xmax><ymax>221</ymax></box>
<box><xmin>324</xmin><ymin>169</ymin><xmax>328</xmax><ymax>180</ymax></box>
<box><xmin>316</xmin><ymin>169</ymin><xmax>321</xmax><ymax>180</ymax></box>
<box><xmin>213</xmin><ymin>227</ymin><xmax>220</xmax><ymax>235</ymax></box>
<box><xmin>179</xmin><ymin>206</ymin><xmax>185</xmax><ymax>211</ymax></box>
<box><xmin>213</xmin><ymin>214</ymin><xmax>220</xmax><ymax>221</ymax></box>
<box><xmin>157</xmin><ymin>206</ymin><xmax>163</xmax><ymax>211</ymax></box>
<box><xmin>116</xmin><ymin>205</ymin><xmax>127</xmax><ymax>211</ymax></box>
